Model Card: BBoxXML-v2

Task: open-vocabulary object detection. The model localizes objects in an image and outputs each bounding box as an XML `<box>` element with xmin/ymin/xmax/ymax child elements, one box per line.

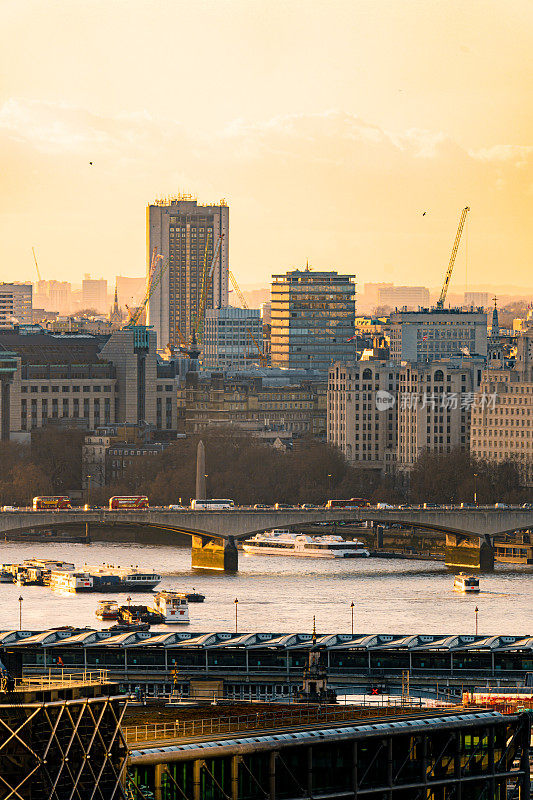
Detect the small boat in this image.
<box><xmin>15</xmin><ymin>567</ymin><xmax>45</xmax><ymax>586</ymax></box>
<box><xmin>153</xmin><ymin>591</ymin><xmax>190</xmax><ymax>623</ymax></box>
<box><xmin>95</xmin><ymin>600</ymin><xmax>120</xmax><ymax>621</ymax></box>
<box><xmin>185</xmin><ymin>590</ymin><xmax>205</xmax><ymax>603</ymax></box>
<box><xmin>108</xmin><ymin>622</ymin><xmax>150</xmax><ymax>632</ymax></box>
<box><xmin>453</xmin><ymin>573</ymin><xmax>480</xmax><ymax>593</ymax></box>
<box><xmin>119</xmin><ymin>605</ymin><xmax>165</xmax><ymax>624</ymax></box>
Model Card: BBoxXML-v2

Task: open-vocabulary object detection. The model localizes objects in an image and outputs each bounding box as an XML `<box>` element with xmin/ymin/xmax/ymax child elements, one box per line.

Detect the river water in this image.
<box><xmin>1</xmin><ymin>541</ymin><xmax>532</xmax><ymax>636</ymax></box>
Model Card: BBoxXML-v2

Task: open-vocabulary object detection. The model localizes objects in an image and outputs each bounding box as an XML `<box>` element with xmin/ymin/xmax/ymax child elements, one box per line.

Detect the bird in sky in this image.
<box><xmin>89</xmin><ymin>161</ymin><xmax>93</xmax><ymax>165</ymax></box>
<box><xmin>422</xmin><ymin>211</ymin><xmax>426</xmax><ymax>216</ymax></box>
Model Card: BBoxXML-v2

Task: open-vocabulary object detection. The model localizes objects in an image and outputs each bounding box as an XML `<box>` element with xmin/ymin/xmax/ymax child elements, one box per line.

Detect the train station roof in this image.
<box><xmin>4</xmin><ymin>630</ymin><xmax>533</xmax><ymax>653</ymax></box>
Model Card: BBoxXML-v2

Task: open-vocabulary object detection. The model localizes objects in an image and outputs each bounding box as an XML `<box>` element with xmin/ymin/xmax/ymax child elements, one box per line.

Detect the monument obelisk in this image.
<box><xmin>195</xmin><ymin>440</ymin><xmax>206</xmax><ymax>500</ymax></box>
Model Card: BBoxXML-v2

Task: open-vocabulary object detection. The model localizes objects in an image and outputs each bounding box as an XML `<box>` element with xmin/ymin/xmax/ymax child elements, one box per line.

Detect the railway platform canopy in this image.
<box><xmin>4</xmin><ymin>629</ymin><xmax>533</xmax><ymax>682</ymax></box>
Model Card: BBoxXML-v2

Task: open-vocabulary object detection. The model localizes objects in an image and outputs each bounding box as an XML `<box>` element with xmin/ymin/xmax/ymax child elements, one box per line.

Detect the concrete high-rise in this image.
<box><xmin>82</xmin><ymin>276</ymin><xmax>108</xmax><ymax>313</ymax></box>
<box><xmin>271</xmin><ymin>268</ymin><xmax>356</xmax><ymax>372</ymax></box>
<box><xmin>0</xmin><ymin>283</ymin><xmax>32</xmax><ymax>327</ymax></box>
<box><xmin>378</xmin><ymin>285</ymin><xmax>430</xmax><ymax>310</ymax></box>
<box><xmin>147</xmin><ymin>197</ymin><xmax>229</xmax><ymax>351</ymax></box>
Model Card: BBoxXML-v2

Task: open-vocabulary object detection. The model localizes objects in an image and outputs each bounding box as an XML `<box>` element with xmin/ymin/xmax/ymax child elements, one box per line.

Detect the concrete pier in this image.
<box><xmin>191</xmin><ymin>535</ymin><xmax>238</xmax><ymax>572</ymax></box>
<box><xmin>444</xmin><ymin>533</ymin><xmax>494</xmax><ymax>571</ymax></box>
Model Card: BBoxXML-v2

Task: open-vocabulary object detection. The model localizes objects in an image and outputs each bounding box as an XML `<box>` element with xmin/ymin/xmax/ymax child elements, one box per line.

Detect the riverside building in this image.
<box><xmin>328</xmin><ymin>361</ymin><xmax>399</xmax><ymax>470</ymax></box>
<box><xmin>270</xmin><ymin>268</ymin><xmax>356</xmax><ymax>372</ymax></box>
<box><xmin>328</xmin><ymin>358</ymin><xmax>483</xmax><ymax>471</ymax></box>
<box><xmin>147</xmin><ymin>196</ymin><xmax>229</xmax><ymax>350</ymax></box>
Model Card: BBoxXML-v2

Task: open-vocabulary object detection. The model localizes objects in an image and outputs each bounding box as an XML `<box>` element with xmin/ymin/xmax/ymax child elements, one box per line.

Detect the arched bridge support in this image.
<box><xmin>444</xmin><ymin>533</ymin><xmax>494</xmax><ymax>572</ymax></box>
<box><xmin>191</xmin><ymin>535</ymin><xmax>238</xmax><ymax>573</ymax></box>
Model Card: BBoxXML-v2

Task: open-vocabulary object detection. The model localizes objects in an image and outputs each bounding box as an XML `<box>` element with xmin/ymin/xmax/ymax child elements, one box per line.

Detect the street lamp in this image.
<box><xmin>204</xmin><ymin>474</ymin><xmax>208</xmax><ymax>497</ymax></box>
<box><xmin>86</xmin><ymin>474</ymin><xmax>92</xmax><ymax>509</ymax></box>
<box><xmin>327</xmin><ymin>474</ymin><xmax>332</xmax><ymax>502</ymax></box>
<box><xmin>234</xmin><ymin>598</ymin><xmax>238</xmax><ymax>634</ymax></box>
<box><xmin>474</xmin><ymin>606</ymin><xmax>479</xmax><ymax>636</ymax></box>
<box><xmin>473</xmin><ymin>473</ymin><xmax>478</xmax><ymax>506</ymax></box>
<box><xmin>18</xmin><ymin>595</ymin><xmax>23</xmax><ymax>630</ymax></box>
<box><xmin>350</xmin><ymin>601</ymin><xmax>355</xmax><ymax>636</ymax></box>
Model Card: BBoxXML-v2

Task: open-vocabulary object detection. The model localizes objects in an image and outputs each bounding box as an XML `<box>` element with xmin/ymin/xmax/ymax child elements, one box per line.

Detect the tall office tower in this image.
<box><xmin>0</xmin><ymin>283</ymin><xmax>32</xmax><ymax>327</ymax></box>
<box><xmin>270</xmin><ymin>269</ymin><xmax>356</xmax><ymax>372</ymax></box>
<box><xmin>82</xmin><ymin>276</ymin><xmax>108</xmax><ymax>313</ymax></box>
<box><xmin>147</xmin><ymin>197</ymin><xmax>229</xmax><ymax>351</ymax></box>
<box><xmin>386</xmin><ymin>308</ymin><xmax>488</xmax><ymax>362</ymax></box>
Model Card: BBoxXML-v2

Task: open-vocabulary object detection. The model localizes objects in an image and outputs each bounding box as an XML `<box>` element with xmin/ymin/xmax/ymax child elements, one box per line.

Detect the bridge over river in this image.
<box><xmin>0</xmin><ymin>506</ymin><xmax>531</xmax><ymax>571</ymax></box>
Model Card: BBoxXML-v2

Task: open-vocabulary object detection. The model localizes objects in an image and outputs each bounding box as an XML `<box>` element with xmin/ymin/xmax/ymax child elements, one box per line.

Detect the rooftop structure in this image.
<box><xmin>386</xmin><ymin>307</ymin><xmax>488</xmax><ymax>362</ymax></box>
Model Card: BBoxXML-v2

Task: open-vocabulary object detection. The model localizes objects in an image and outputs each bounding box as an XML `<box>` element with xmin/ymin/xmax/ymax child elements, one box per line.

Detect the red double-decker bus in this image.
<box><xmin>325</xmin><ymin>498</ymin><xmax>371</xmax><ymax>509</ymax></box>
<box><xmin>109</xmin><ymin>496</ymin><xmax>149</xmax><ymax>510</ymax></box>
<box><xmin>33</xmin><ymin>496</ymin><xmax>71</xmax><ymax>510</ymax></box>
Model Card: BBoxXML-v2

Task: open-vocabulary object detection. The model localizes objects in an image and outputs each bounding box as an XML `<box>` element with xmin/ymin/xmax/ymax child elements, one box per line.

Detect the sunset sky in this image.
<box><xmin>1</xmin><ymin>0</ymin><xmax>532</xmax><ymax>291</ymax></box>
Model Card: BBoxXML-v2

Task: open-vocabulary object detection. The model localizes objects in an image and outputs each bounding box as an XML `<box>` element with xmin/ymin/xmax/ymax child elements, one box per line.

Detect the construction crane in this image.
<box><xmin>195</xmin><ymin>231</ymin><xmax>213</xmax><ymax>333</ymax></box>
<box><xmin>125</xmin><ymin>254</ymin><xmax>167</xmax><ymax>327</ymax></box>
<box><xmin>228</xmin><ymin>269</ymin><xmax>268</xmax><ymax>366</ymax></box>
<box><xmin>229</xmin><ymin>270</ymin><xmax>248</xmax><ymax>309</ymax></box>
<box><xmin>193</xmin><ymin>234</ymin><xmax>224</xmax><ymax>343</ymax></box>
<box><xmin>32</xmin><ymin>247</ymin><xmax>42</xmax><ymax>282</ymax></box>
<box><xmin>437</xmin><ymin>206</ymin><xmax>470</xmax><ymax>309</ymax></box>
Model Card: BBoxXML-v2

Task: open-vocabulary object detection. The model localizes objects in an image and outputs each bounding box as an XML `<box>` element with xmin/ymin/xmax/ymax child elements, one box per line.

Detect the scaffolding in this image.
<box><xmin>0</xmin><ymin>690</ymin><xmax>128</xmax><ymax>799</ymax></box>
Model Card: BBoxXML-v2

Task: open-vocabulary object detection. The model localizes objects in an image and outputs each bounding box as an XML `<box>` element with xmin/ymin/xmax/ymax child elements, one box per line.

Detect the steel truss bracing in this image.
<box><xmin>127</xmin><ymin>712</ymin><xmax>531</xmax><ymax>800</ymax></box>
<box><xmin>0</xmin><ymin>695</ymin><xmax>128</xmax><ymax>800</ymax></box>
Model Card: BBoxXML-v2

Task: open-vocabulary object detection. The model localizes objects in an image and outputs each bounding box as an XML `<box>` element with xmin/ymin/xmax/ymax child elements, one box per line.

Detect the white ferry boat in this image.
<box><xmin>242</xmin><ymin>530</ymin><xmax>370</xmax><ymax>558</ymax></box>
<box><xmin>453</xmin><ymin>574</ymin><xmax>480</xmax><ymax>593</ymax></box>
<box><xmin>152</xmin><ymin>591</ymin><xmax>190</xmax><ymax>623</ymax></box>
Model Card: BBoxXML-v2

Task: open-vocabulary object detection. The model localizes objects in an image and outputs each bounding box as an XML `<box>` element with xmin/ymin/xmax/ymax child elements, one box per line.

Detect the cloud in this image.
<box><xmin>0</xmin><ymin>98</ymin><xmax>532</xmax><ymax>286</ymax></box>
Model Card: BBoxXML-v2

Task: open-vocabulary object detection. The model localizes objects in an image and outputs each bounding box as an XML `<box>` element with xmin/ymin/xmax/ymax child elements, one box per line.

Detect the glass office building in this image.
<box><xmin>270</xmin><ymin>269</ymin><xmax>356</xmax><ymax>371</ymax></box>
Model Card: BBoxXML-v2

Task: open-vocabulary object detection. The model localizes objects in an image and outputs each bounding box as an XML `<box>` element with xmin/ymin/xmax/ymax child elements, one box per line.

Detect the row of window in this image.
<box><xmin>21</xmin><ymin>385</ymin><xmax>112</xmax><ymax>393</ymax></box>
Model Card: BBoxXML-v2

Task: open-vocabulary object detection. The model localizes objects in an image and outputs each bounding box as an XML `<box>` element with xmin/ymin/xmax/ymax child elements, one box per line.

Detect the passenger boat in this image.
<box><xmin>86</xmin><ymin>565</ymin><xmax>162</xmax><ymax>592</ymax></box>
<box><xmin>153</xmin><ymin>591</ymin><xmax>190</xmax><ymax>623</ymax></box>
<box><xmin>95</xmin><ymin>600</ymin><xmax>120</xmax><ymax>621</ymax></box>
<box><xmin>242</xmin><ymin>530</ymin><xmax>371</xmax><ymax>558</ymax></box>
<box><xmin>50</xmin><ymin>565</ymin><xmax>161</xmax><ymax>593</ymax></box>
<box><xmin>453</xmin><ymin>574</ymin><xmax>480</xmax><ymax>593</ymax></box>
<box><xmin>0</xmin><ymin>570</ymin><xmax>13</xmax><ymax>583</ymax></box>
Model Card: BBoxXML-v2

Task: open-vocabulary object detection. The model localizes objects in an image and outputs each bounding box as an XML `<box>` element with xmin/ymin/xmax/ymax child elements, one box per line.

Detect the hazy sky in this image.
<box><xmin>1</xmin><ymin>0</ymin><xmax>532</xmax><ymax>291</ymax></box>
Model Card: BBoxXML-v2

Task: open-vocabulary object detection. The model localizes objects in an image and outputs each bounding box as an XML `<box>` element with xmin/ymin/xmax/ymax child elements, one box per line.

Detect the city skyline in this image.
<box><xmin>1</xmin><ymin>1</ymin><xmax>532</xmax><ymax>290</ymax></box>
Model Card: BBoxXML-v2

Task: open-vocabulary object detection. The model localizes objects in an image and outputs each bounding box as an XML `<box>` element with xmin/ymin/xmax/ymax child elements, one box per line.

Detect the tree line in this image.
<box><xmin>94</xmin><ymin>428</ymin><xmax>531</xmax><ymax>507</ymax></box>
<box><xmin>0</xmin><ymin>425</ymin><xmax>530</xmax><ymax>506</ymax></box>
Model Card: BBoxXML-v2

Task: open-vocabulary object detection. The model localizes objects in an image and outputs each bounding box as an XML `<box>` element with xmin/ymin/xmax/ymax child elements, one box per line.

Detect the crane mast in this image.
<box><xmin>437</xmin><ymin>206</ymin><xmax>470</xmax><ymax>309</ymax></box>
<box><xmin>32</xmin><ymin>247</ymin><xmax>42</xmax><ymax>282</ymax></box>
